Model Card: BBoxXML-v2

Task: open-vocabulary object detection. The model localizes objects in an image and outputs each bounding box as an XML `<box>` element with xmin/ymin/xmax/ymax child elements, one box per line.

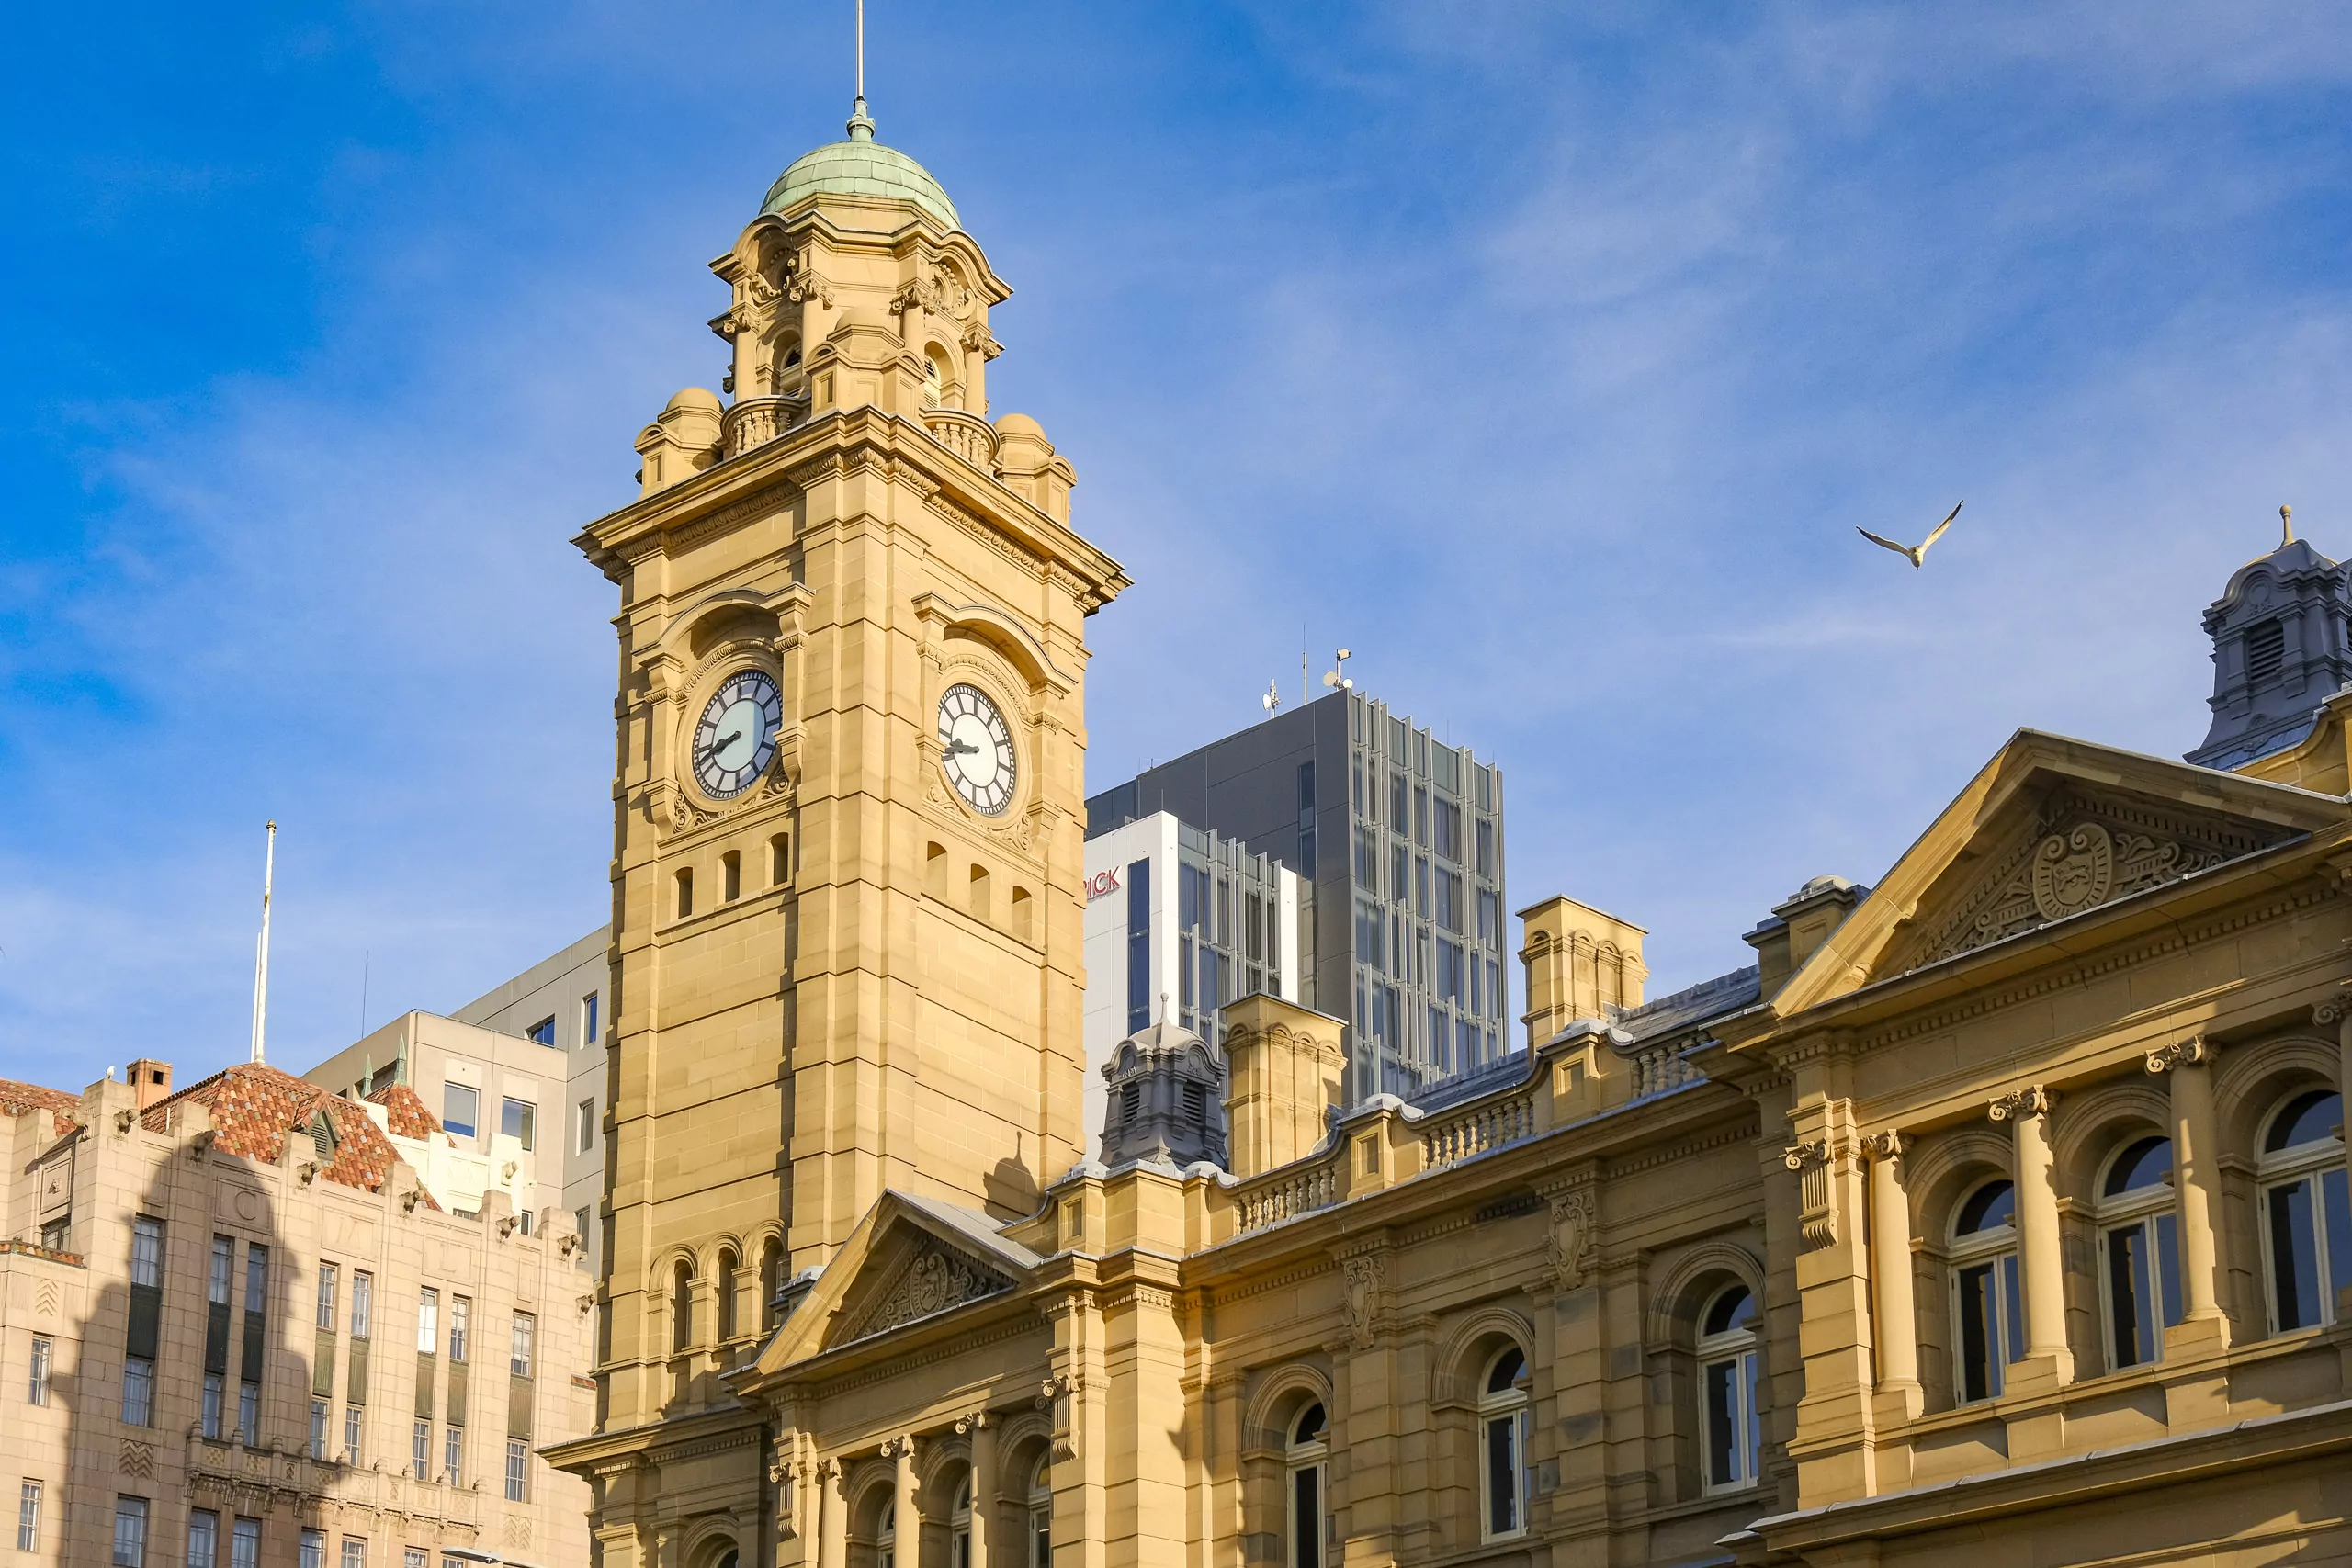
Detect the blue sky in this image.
<box><xmin>5</xmin><ymin>3</ymin><xmax>2350</xmax><ymax>1091</ymax></box>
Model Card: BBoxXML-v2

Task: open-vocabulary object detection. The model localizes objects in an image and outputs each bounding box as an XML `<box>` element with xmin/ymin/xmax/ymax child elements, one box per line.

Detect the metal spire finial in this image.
<box><xmin>847</xmin><ymin>0</ymin><xmax>876</xmax><ymax>141</ymax></box>
<box><xmin>2282</xmin><ymin>503</ymin><xmax>2295</xmax><ymax>547</ymax></box>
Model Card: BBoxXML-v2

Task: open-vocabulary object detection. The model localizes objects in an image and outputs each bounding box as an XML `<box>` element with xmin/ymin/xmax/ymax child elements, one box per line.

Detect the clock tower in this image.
<box><xmin>566</xmin><ymin>96</ymin><xmax>1128</xmax><ymax>1490</ymax></box>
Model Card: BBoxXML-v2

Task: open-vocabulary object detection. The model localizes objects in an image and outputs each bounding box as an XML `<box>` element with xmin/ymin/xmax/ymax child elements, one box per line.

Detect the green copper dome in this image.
<box><xmin>759</xmin><ymin>100</ymin><xmax>960</xmax><ymax>232</ymax></box>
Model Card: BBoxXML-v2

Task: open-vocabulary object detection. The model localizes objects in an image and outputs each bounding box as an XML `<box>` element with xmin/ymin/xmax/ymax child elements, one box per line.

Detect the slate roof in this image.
<box><xmin>1610</xmin><ymin>964</ymin><xmax>1763</xmax><ymax>1043</ymax></box>
<box><xmin>0</xmin><ymin>1077</ymin><xmax>82</xmax><ymax>1132</ymax></box>
<box><xmin>146</xmin><ymin>1063</ymin><xmax>412</xmax><ymax>1196</ymax></box>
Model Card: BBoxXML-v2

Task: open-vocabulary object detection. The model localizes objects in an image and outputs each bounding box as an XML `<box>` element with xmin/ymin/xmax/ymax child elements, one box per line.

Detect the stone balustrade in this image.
<box><xmin>922</xmin><ymin>406</ymin><xmax>1000</xmax><ymax>471</ymax></box>
<box><xmin>1419</xmin><ymin>1092</ymin><xmax>1538</xmax><ymax>1171</ymax></box>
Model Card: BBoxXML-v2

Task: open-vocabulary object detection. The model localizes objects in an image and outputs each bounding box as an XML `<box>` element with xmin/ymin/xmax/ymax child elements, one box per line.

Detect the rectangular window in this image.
<box><xmin>230</xmin><ymin>1520</ymin><xmax>258</xmax><ymax>1568</ymax></box>
<box><xmin>510</xmin><ymin>1314</ymin><xmax>536</xmax><ymax>1378</ymax></box>
<box><xmin>526</xmin><ymin>1016</ymin><xmax>556</xmax><ymax>1046</ymax></box>
<box><xmin>577</xmin><ymin>1098</ymin><xmax>596</xmax><ymax>1154</ymax></box>
<box><xmin>504</xmin><ymin>1439</ymin><xmax>529</xmax><ymax>1503</ymax></box>
<box><xmin>445</xmin><ymin>1425</ymin><xmax>464</xmax><ymax>1483</ymax></box>
<box><xmin>130</xmin><ymin>1217</ymin><xmax>164</xmax><ymax>1290</ymax></box>
<box><xmin>17</xmin><ymin>1482</ymin><xmax>40</xmax><ymax>1553</ymax></box>
<box><xmin>1125</xmin><ymin>857</ymin><xmax>1153</xmax><ymax>1035</ymax></box>
<box><xmin>238</xmin><ymin>1383</ymin><xmax>259</xmax><ymax>1446</ymax></box>
<box><xmin>501</xmin><ymin>1098</ymin><xmax>536</xmax><ymax>1151</ymax></box>
<box><xmin>316</xmin><ymin>1265</ymin><xmax>339</xmax><ymax>1330</ymax></box>
<box><xmin>185</xmin><ymin>1511</ymin><xmax>220</xmax><ymax>1568</ymax></box>
<box><xmin>345</xmin><ymin>1404</ymin><xmax>365</xmax><ymax>1464</ymax></box>
<box><xmin>245</xmin><ymin>1246</ymin><xmax>268</xmax><ymax>1312</ymax></box>
<box><xmin>340</xmin><ymin>1540</ymin><xmax>366</xmax><ymax>1568</ymax></box>
<box><xmin>449</xmin><ymin>1298</ymin><xmax>469</xmax><ymax>1364</ymax></box>
<box><xmin>209</xmin><ymin>1239</ymin><xmax>233</xmax><ymax>1306</ymax></box>
<box><xmin>122</xmin><ymin>1358</ymin><xmax>155</xmax><ymax>1427</ymax></box>
<box><xmin>1476</xmin><ymin>818</ymin><xmax>1494</xmax><ymax>877</ymax></box>
<box><xmin>417</xmin><ymin>1289</ymin><xmax>439</xmax><ymax>1354</ymax></box>
<box><xmin>28</xmin><ymin>1337</ymin><xmax>50</xmax><ymax>1405</ymax></box>
<box><xmin>310</xmin><ymin>1400</ymin><xmax>329</xmax><ymax>1461</ymax></box>
<box><xmin>351</xmin><ymin>1273</ymin><xmax>373</xmax><ymax>1339</ymax></box>
<box><xmin>1290</xmin><ymin>1463</ymin><xmax>1322</xmax><ymax>1568</ymax></box>
<box><xmin>114</xmin><ymin>1498</ymin><xmax>149</xmax><ymax>1568</ymax></box>
<box><xmin>413</xmin><ymin>1421</ymin><xmax>430</xmax><ymax>1480</ymax></box>
<box><xmin>300</xmin><ymin>1530</ymin><xmax>324</xmax><ymax>1568</ymax></box>
<box><xmin>1413</xmin><ymin>785</ymin><xmax>1429</xmax><ymax>848</ymax></box>
<box><xmin>406</xmin><ymin>1551</ymin><xmax>427</xmax><ymax>1568</ymax></box>
<box><xmin>202</xmin><ymin>1373</ymin><xmax>224</xmax><ymax>1439</ymax></box>
<box><xmin>581</xmin><ymin>991</ymin><xmax>601</xmax><ymax>1048</ymax></box>
<box><xmin>1390</xmin><ymin>771</ymin><xmax>1408</xmax><ymax>833</ymax></box>
<box><xmin>441</xmin><ymin>1084</ymin><xmax>478</xmax><ymax>1140</ymax></box>
<box><xmin>1432</xmin><ymin>796</ymin><xmax>1461</xmax><ymax>863</ymax></box>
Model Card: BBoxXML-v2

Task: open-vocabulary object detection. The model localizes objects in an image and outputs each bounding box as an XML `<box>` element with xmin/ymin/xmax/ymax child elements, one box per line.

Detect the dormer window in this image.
<box><xmin>2245</xmin><ymin>619</ymin><xmax>2286</xmax><ymax>682</ymax></box>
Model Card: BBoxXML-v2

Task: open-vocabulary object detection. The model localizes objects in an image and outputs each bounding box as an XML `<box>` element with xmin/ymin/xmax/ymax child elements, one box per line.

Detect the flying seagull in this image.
<box><xmin>1858</xmin><ymin>501</ymin><xmax>1963</xmax><ymax>569</ymax></box>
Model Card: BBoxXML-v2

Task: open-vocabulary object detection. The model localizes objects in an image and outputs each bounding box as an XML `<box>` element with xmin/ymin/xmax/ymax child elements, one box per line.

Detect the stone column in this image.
<box><xmin>889</xmin><ymin>1437</ymin><xmax>920</xmax><ymax>1561</ymax></box>
<box><xmin>819</xmin><ymin>1460</ymin><xmax>847</xmax><ymax>1568</ymax></box>
<box><xmin>1989</xmin><ymin>1087</ymin><xmax>2071</xmax><ymax>1382</ymax></box>
<box><xmin>1861</xmin><ymin>1132</ymin><xmax>1920</xmax><ymax>1418</ymax></box>
<box><xmin>963</xmin><ymin>1414</ymin><xmax>994</xmax><ymax>1568</ymax></box>
<box><xmin>2148</xmin><ymin>1037</ymin><xmax>2228</xmax><ymax>1350</ymax></box>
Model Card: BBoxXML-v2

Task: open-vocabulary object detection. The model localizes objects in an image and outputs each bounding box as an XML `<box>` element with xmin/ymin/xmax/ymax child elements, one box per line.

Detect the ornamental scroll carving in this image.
<box><xmin>1543</xmin><ymin>1188</ymin><xmax>1597</xmax><ymax>1293</ymax></box>
<box><xmin>1341</xmin><ymin>1254</ymin><xmax>1386</xmax><ymax>1350</ymax></box>
<box><xmin>835</xmin><ymin>1242</ymin><xmax>1012</xmax><ymax>1347</ymax></box>
<box><xmin>2145</xmin><ymin>1037</ymin><xmax>2215</xmax><ymax>1075</ymax></box>
<box><xmin>1887</xmin><ymin>787</ymin><xmax>2291</xmax><ymax>972</ymax></box>
<box><xmin>1987</xmin><ymin>1086</ymin><xmax>2056</xmax><ymax>1122</ymax></box>
<box><xmin>1782</xmin><ymin>1140</ymin><xmax>1837</xmax><ymax>1250</ymax></box>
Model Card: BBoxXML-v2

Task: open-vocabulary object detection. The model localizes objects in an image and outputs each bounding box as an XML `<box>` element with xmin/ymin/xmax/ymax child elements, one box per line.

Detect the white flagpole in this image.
<box><xmin>250</xmin><ymin>821</ymin><xmax>277</xmax><ymax>1065</ymax></box>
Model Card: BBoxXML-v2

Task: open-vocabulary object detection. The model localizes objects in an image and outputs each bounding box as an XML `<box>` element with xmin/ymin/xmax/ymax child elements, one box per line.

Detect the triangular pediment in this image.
<box><xmin>1772</xmin><ymin>730</ymin><xmax>2350</xmax><ymax>1014</ymax></box>
<box><xmin>746</xmin><ymin>1191</ymin><xmax>1040</xmax><ymax>1376</ymax></box>
<box><xmin>821</xmin><ymin>1230</ymin><xmax>1017</xmax><ymax>1350</ymax></box>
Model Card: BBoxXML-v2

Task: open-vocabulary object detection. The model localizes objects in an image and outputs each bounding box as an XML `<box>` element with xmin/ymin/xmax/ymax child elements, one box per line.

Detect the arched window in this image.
<box><xmin>1697</xmin><ymin>1285</ymin><xmax>1760</xmax><ymax>1493</ymax></box>
<box><xmin>1477</xmin><ymin>1346</ymin><xmax>1531</xmax><ymax>1540</ymax></box>
<box><xmin>2097</xmin><ymin>1136</ymin><xmax>2182</xmax><ymax>1369</ymax></box>
<box><xmin>1286</xmin><ymin>1403</ymin><xmax>1329</xmax><ymax>1568</ymax></box>
<box><xmin>1026</xmin><ymin>1455</ymin><xmax>1051</xmax><ymax>1568</ymax></box>
<box><xmin>671</xmin><ymin>1261</ymin><xmax>694</xmax><ymax>1354</ymax></box>
<box><xmin>716</xmin><ymin>1248</ymin><xmax>739</xmax><ymax>1343</ymax></box>
<box><xmin>760</xmin><ymin>1239</ymin><xmax>785</xmax><ymax>1332</ymax></box>
<box><xmin>950</xmin><ymin>1475</ymin><xmax>973</xmax><ymax>1568</ymax></box>
<box><xmin>876</xmin><ymin>1497</ymin><xmax>897</xmax><ymax>1568</ymax></box>
<box><xmin>2260</xmin><ymin>1089</ymin><xmax>2348</xmax><ymax>1332</ymax></box>
<box><xmin>1950</xmin><ymin>1179</ymin><xmax>2024</xmax><ymax>1403</ymax></box>
<box><xmin>923</xmin><ymin>352</ymin><xmax>948</xmax><ymax>410</ymax></box>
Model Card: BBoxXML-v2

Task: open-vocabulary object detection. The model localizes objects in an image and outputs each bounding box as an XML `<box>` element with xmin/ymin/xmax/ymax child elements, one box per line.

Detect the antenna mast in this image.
<box><xmin>249</xmin><ymin>821</ymin><xmax>277</xmax><ymax>1065</ymax></box>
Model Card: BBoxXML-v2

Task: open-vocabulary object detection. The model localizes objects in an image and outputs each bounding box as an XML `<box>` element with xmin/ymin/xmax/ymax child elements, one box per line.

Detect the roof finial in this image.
<box><xmin>847</xmin><ymin>0</ymin><xmax>875</xmax><ymax>141</ymax></box>
<box><xmin>2281</xmin><ymin>503</ymin><xmax>2295</xmax><ymax>548</ymax></box>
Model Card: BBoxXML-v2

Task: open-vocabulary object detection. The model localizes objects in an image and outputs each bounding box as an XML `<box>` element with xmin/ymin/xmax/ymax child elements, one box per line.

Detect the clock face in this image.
<box><xmin>938</xmin><ymin>682</ymin><xmax>1016</xmax><ymax>816</ymax></box>
<box><xmin>692</xmin><ymin>670</ymin><xmax>782</xmax><ymax>799</ymax></box>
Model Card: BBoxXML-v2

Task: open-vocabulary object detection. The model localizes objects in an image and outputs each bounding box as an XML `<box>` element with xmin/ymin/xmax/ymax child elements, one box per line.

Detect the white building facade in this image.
<box><xmin>1080</xmin><ymin>811</ymin><xmax>1301</xmax><ymax>1162</ymax></box>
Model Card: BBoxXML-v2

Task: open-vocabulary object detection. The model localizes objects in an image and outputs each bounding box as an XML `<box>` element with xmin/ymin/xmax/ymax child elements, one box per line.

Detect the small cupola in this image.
<box><xmin>1098</xmin><ymin>1016</ymin><xmax>1227</xmax><ymax>1171</ymax></box>
<box><xmin>2187</xmin><ymin>507</ymin><xmax>2352</xmax><ymax>771</ymax></box>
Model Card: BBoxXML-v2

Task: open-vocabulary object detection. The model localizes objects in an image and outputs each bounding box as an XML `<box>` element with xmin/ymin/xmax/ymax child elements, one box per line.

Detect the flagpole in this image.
<box><xmin>250</xmin><ymin>821</ymin><xmax>276</xmax><ymax>1065</ymax></box>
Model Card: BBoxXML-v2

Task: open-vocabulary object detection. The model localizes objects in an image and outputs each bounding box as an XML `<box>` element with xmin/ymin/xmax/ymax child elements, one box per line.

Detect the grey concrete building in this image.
<box><xmin>1087</xmin><ymin>689</ymin><xmax>1508</xmax><ymax>1103</ymax></box>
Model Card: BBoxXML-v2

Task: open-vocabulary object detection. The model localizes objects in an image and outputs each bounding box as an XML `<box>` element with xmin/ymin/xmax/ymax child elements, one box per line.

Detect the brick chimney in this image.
<box><xmin>126</xmin><ymin>1058</ymin><xmax>173</xmax><ymax>1113</ymax></box>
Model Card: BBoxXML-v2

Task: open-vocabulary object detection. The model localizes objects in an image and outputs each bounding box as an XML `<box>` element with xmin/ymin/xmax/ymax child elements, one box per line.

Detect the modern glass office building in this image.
<box><xmin>1086</xmin><ymin>689</ymin><xmax>1507</xmax><ymax>1103</ymax></box>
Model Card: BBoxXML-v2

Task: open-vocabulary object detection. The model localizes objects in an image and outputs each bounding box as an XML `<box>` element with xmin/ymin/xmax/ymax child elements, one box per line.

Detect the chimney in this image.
<box><xmin>1516</xmin><ymin>897</ymin><xmax>1647</xmax><ymax>1048</ymax></box>
<box><xmin>1744</xmin><ymin>876</ymin><xmax>1867</xmax><ymax>998</ymax></box>
<box><xmin>127</xmin><ymin>1058</ymin><xmax>174</xmax><ymax>1113</ymax></box>
<box><xmin>1218</xmin><ymin>994</ymin><xmax>1344</xmax><ymax>1180</ymax></box>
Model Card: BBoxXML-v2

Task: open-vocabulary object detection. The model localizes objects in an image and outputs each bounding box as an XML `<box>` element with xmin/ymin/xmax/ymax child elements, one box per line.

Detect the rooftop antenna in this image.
<box><xmin>1261</xmin><ymin>678</ymin><xmax>1281</xmax><ymax>716</ymax></box>
<box><xmin>1323</xmin><ymin>648</ymin><xmax>1353</xmax><ymax>693</ymax></box>
<box><xmin>249</xmin><ymin>820</ymin><xmax>276</xmax><ymax>1065</ymax></box>
<box><xmin>1301</xmin><ymin>649</ymin><xmax>1309</xmax><ymax>708</ymax></box>
<box><xmin>847</xmin><ymin>0</ymin><xmax>875</xmax><ymax>141</ymax></box>
<box><xmin>2281</xmin><ymin>503</ymin><xmax>2295</xmax><ymax>548</ymax></box>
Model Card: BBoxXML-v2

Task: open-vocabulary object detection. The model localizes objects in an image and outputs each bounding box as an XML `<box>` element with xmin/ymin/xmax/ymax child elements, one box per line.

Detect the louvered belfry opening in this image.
<box><xmin>2245</xmin><ymin>619</ymin><xmax>2286</xmax><ymax>682</ymax></box>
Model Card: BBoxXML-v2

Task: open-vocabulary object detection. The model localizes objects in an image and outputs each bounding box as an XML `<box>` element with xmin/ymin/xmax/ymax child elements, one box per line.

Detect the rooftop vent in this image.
<box><xmin>2245</xmin><ymin>619</ymin><xmax>2286</xmax><ymax>682</ymax></box>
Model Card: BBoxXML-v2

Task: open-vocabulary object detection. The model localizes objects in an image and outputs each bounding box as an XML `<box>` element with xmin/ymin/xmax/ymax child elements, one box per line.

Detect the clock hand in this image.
<box><xmin>698</xmin><ymin>729</ymin><xmax>746</xmax><ymax>761</ymax></box>
<box><xmin>945</xmin><ymin>739</ymin><xmax>980</xmax><ymax>757</ymax></box>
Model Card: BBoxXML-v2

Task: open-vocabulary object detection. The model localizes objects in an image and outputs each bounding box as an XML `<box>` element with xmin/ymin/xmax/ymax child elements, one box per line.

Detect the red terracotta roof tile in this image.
<box><xmin>0</xmin><ymin>1077</ymin><xmax>82</xmax><ymax>1132</ymax></box>
<box><xmin>147</xmin><ymin>1063</ymin><xmax>409</xmax><ymax>1196</ymax></box>
<box><xmin>365</xmin><ymin>1082</ymin><xmax>445</xmax><ymax>1141</ymax></box>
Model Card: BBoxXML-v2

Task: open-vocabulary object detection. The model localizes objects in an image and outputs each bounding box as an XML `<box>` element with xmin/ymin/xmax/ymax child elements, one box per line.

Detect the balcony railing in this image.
<box><xmin>922</xmin><ymin>406</ymin><xmax>999</xmax><ymax>471</ymax></box>
<box><xmin>1232</xmin><ymin>1161</ymin><xmax>1338</xmax><ymax>1235</ymax></box>
<box><xmin>1419</xmin><ymin>1091</ymin><xmax>1539</xmax><ymax>1172</ymax></box>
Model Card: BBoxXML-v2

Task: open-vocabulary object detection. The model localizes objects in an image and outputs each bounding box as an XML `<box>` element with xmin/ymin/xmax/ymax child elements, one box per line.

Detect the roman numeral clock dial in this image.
<box><xmin>692</xmin><ymin>671</ymin><xmax>782</xmax><ymax>799</ymax></box>
<box><xmin>937</xmin><ymin>682</ymin><xmax>1016</xmax><ymax>817</ymax></box>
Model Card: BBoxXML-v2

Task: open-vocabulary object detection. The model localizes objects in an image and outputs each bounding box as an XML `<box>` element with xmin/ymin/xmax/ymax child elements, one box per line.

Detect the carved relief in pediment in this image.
<box><xmin>1882</xmin><ymin>786</ymin><xmax>2297</xmax><ymax>975</ymax></box>
<box><xmin>825</xmin><ymin>1235</ymin><xmax>1014</xmax><ymax>1349</ymax></box>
